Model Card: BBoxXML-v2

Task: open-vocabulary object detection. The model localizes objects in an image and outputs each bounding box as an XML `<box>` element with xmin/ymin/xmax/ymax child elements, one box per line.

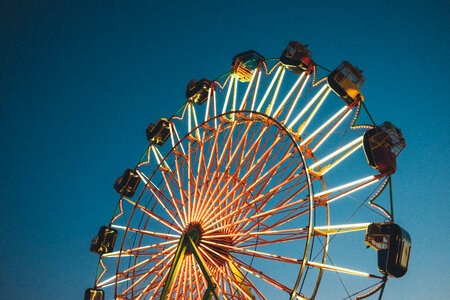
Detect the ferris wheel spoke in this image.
<box><xmin>219</xmin><ymin>176</ymin><xmax>307</xmax><ymax>236</ymax></box>
<box><xmin>287</xmin><ymin>84</ymin><xmax>329</xmax><ymax>130</ymax></box>
<box><xmin>226</xmin><ymin>169</ymin><xmax>309</xmax><ymax>233</ymax></box>
<box><xmin>315</xmin><ymin>175</ymin><xmax>380</xmax><ymax>204</ymax></box>
<box><xmin>158</xmin><ymin>169</ymin><xmax>188</xmax><ymax>229</ymax></box>
<box><xmin>310</xmin><ymin>107</ymin><xmax>353</xmax><ymax>153</ymax></box>
<box><xmin>283</xmin><ymin>74</ymin><xmax>310</xmax><ymax>124</ymax></box>
<box><xmin>191</xmin><ymin>131</ymin><xmax>208</xmax><ymax>223</ymax></box>
<box><xmin>239</xmin><ymin>67</ymin><xmax>259</xmax><ymax>111</ymax></box>
<box><xmin>126</xmin><ymin>190</ymin><xmax>183</xmax><ymax>233</ymax></box>
<box><xmin>135</xmin><ymin>258</ymin><xmax>173</xmax><ymax>300</ymax></box>
<box><xmin>308</xmin><ymin>135</ymin><xmax>364</xmax><ymax>176</ymax></box>
<box><xmin>187</xmin><ymin>132</ymin><xmax>194</xmax><ymax>222</ymax></box>
<box><xmin>202</xmin><ymin>123</ymin><xmax>271</xmax><ymax>221</ymax></box>
<box><xmin>267</xmin><ymin>66</ymin><xmax>286</xmax><ymax>117</ymax></box>
<box><xmin>305</xmin><ymin>261</ymin><xmax>383</xmax><ymax>279</ymax></box>
<box><xmin>99</xmin><ymin>246</ymin><xmax>174</xmax><ymax>290</ymax></box>
<box><xmin>300</xmin><ymin>105</ymin><xmax>351</xmax><ymax>148</ymax></box>
<box><xmin>114</xmin><ymin>240</ymin><xmax>178</xmax><ymax>257</ymax></box>
<box><xmin>233</xmin><ymin>203</ymin><xmax>311</xmax><ymax>246</ymax></box>
<box><xmin>195</xmin><ymin>122</ymin><xmax>244</xmax><ymax>221</ymax></box>
<box><xmin>222</xmin><ymin>74</ymin><xmax>235</xmax><ymax>114</ymax></box>
<box><xmin>201</xmin><ymin>124</ymin><xmax>289</xmax><ymax>224</ymax></box>
<box><xmin>272</xmin><ymin>71</ymin><xmax>306</xmax><ymax>119</ymax></box>
<box><xmin>193</xmin><ymin>122</ymin><xmax>226</xmax><ymax>222</ymax></box>
<box><xmin>204</xmin><ymin>196</ymin><xmax>308</xmax><ymax>237</ymax></box>
<box><xmin>193</xmin><ymin>121</ymin><xmax>251</xmax><ymax>218</ymax></box>
<box><xmin>256</xmin><ymin>65</ymin><xmax>282</xmax><ymax>112</ymax></box>
<box><xmin>121</xmin><ymin>244</ymin><xmax>177</xmax><ymax>276</ymax></box>
<box><xmin>113</xmin><ymin>224</ymin><xmax>180</xmax><ymax>241</ymax></box>
<box><xmin>171</xmin><ymin>147</ymin><xmax>191</xmax><ymax>223</ymax></box>
<box><xmin>298</xmin><ymin>87</ymin><xmax>332</xmax><ymax>137</ymax></box>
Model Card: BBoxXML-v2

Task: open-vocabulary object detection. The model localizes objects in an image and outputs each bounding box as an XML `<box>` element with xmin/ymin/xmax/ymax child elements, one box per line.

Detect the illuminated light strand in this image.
<box><xmin>169</xmin><ymin>121</ymin><xmax>177</xmax><ymax>148</ymax></box>
<box><xmin>355</xmin><ymin>282</ymin><xmax>385</xmax><ymax>299</ymax></box>
<box><xmin>287</xmin><ymin>84</ymin><xmax>328</xmax><ymax>130</ymax></box>
<box><xmin>102</xmin><ymin>240</ymin><xmax>177</xmax><ymax>258</ymax></box>
<box><xmin>313</xmin><ymin>223</ymin><xmax>370</xmax><ymax>235</ymax></box>
<box><xmin>314</xmin><ymin>175</ymin><xmax>376</xmax><ymax>197</ymax></box>
<box><xmin>190</xmin><ymin>103</ymin><xmax>201</xmax><ymax>139</ymax></box>
<box><xmin>267</xmin><ymin>66</ymin><xmax>286</xmax><ymax>116</ymax></box>
<box><xmin>298</xmin><ymin>87</ymin><xmax>331</xmax><ymax>136</ymax></box>
<box><xmin>256</xmin><ymin>65</ymin><xmax>282</xmax><ymax>112</ymax></box>
<box><xmin>132</xmin><ymin>247</ymin><xmax>176</xmax><ymax>299</ymax></box>
<box><xmin>306</xmin><ymin>261</ymin><xmax>383</xmax><ymax>279</ymax></box>
<box><xmin>309</xmin><ymin>136</ymin><xmax>363</xmax><ymax>169</ymax></box>
<box><xmin>188</xmin><ymin>102</ymin><xmax>192</xmax><ymax>133</ymax></box>
<box><xmin>111</xmin><ymin>224</ymin><xmax>181</xmax><ymax>238</ymax></box>
<box><xmin>99</xmin><ymin>277</ymin><xmax>132</xmax><ymax>289</ymax></box>
<box><xmin>312</xmin><ymin>108</ymin><xmax>353</xmax><ymax>153</ymax></box>
<box><xmin>232</xmin><ymin>75</ymin><xmax>238</xmax><ymax>121</ymax></box>
<box><xmin>222</xmin><ymin>74</ymin><xmax>235</xmax><ymax>114</ymax></box>
<box><xmin>326</xmin><ymin>178</ymin><xmax>379</xmax><ymax>204</ymax></box>
<box><xmin>273</xmin><ymin>71</ymin><xmax>306</xmax><ymax>118</ymax></box>
<box><xmin>320</xmin><ymin>142</ymin><xmax>363</xmax><ymax>176</ymax></box>
<box><xmin>284</xmin><ymin>74</ymin><xmax>310</xmax><ymax>125</ymax></box>
<box><xmin>239</xmin><ymin>68</ymin><xmax>258</xmax><ymax>110</ymax></box>
<box><xmin>137</xmin><ymin>147</ymin><xmax>151</xmax><ymax>168</ymax></box>
<box><xmin>95</xmin><ymin>259</ymin><xmax>107</xmax><ymax>286</ymax></box>
<box><xmin>368</xmin><ymin>176</ymin><xmax>392</xmax><ymax>219</ymax></box>
<box><xmin>135</xmin><ymin>169</ymin><xmax>149</xmax><ymax>185</ymax></box>
<box><xmin>301</xmin><ymin>105</ymin><xmax>348</xmax><ymax>146</ymax></box>
<box><xmin>110</xmin><ymin>198</ymin><xmax>124</xmax><ymax>224</ymax></box>
<box><xmin>212</xmin><ymin>89</ymin><xmax>218</xmax><ymax>129</ymax></box>
<box><xmin>250</xmin><ymin>70</ymin><xmax>262</xmax><ymax>114</ymax></box>
<box><xmin>151</xmin><ymin>144</ymin><xmax>171</xmax><ymax>171</ymax></box>
<box><xmin>204</xmin><ymin>84</ymin><xmax>212</xmax><ymax>122</ymax></box>
<box><xmin>170</xmin><ymin>123</ymin><xmax>186</xmax><ymax>156</ymax></box>
<box><xmin>150</xmin><ymin>144</ymin><xmax>162</xmax><ymax>165</ymax></box>
<box><xmin>123</xmin><ymin>193</ymin><xmax>185</xmax><ymax>231</ymax></box>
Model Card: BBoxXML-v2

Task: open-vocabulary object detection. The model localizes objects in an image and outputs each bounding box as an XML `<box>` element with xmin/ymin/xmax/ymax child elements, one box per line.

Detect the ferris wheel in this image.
<box><xmin>85</xmin><ymin>41</ymin><xmax>411</xmax><ymax>300</ymax></box>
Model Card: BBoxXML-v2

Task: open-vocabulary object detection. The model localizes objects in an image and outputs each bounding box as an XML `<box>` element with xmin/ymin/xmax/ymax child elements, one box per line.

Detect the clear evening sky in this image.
<box><xmin>1</xmin><ymin>1</ymin><xmax>448</xmax><ymax>299</ymax></box>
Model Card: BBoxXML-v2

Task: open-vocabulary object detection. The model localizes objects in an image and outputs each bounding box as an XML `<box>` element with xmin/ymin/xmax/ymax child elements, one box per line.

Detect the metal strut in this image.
<box><xmin>160</xmin><ymin>233</ymin><xmax>220</xmax><ymax>300</ymax></box>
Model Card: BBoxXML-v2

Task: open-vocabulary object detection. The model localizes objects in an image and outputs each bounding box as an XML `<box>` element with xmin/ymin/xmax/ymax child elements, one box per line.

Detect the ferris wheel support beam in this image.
<box><xmin>160</xmin><ymin>234</ymin><xmax>220</xmax><ymax>300</ymax></box>
<box><xmin>273</xmin><ymin>71</ymin><xmax>306</xmax><ymax>118</ymax></box>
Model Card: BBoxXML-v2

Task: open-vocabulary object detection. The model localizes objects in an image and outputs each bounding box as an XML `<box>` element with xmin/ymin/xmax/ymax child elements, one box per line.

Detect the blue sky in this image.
<box><xmin>1</xmin><ymin>1</ymin><xmax>449</xmax><ymax>299</ymax></box>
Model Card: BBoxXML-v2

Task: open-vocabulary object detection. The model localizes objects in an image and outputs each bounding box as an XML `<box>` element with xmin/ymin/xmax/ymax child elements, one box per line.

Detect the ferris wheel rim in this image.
<box><xmin>113</xmin><ymin>110</ymin><xmax>319</xmax><ymax>299</ymax></box>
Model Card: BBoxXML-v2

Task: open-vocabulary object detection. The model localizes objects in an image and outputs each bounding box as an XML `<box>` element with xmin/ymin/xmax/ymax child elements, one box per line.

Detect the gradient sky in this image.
<box><xmin>1</xmin><ymin>1</ymin><xmax>449</xmax><ymax>299</ymax></box>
